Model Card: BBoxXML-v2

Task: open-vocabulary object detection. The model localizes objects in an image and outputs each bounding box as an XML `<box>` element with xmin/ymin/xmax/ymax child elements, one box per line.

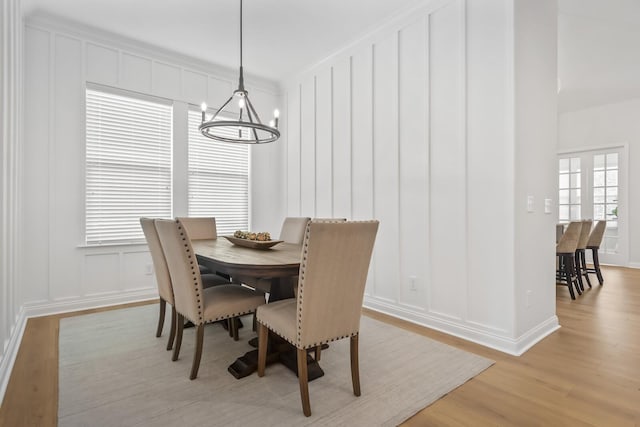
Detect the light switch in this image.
<box><xmin>544</xmin><ymin>198</ymin><xmax>552</xmax><ymax>214</ymax></box>
<box><xmin>527</xmin><ymin>196</ymin><xmax>534</xmax><ymax>213</ymax></box>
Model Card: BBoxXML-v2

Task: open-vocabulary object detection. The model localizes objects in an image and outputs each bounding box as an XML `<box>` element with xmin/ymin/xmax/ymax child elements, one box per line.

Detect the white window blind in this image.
<box><xmin>188</xmin><ymin>109</ymin><xmax>249</xmax><ymax>235</ymax></box>
<box><xmin>86</xmin><ymin>87</ymin><xmax>173</xmax><ymax>245</ymax></box>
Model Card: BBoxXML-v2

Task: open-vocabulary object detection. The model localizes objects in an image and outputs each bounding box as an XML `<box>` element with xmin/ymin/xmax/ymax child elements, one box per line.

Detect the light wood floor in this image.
<box><xmin>1</xmin><ymin>266</ymin><xmax>639</xmax><ymax>426</ymax></box>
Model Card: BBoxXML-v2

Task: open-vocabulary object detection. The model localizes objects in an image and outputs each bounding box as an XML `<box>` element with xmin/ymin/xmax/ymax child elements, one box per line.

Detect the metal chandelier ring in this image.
<box><xmin>199</xmin><ymin>120</ymin><xmax>281</xmax><ymax>144</ymax></box>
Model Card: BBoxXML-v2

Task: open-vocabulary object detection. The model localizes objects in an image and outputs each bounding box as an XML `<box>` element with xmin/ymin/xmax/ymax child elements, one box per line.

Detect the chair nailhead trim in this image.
<box><xmin>178</xmin><ymin>221</ymin><xmax>205</xmax><ymax>322</ymax></box>
<box><xmin>285</xmin><ymin>220</ymin><xmax>376</xmax><ymax>346</ymax></box>
<box><xmin>256</xmin><ymin>317</ymin><xmax>358</xmax><ymax>349</ymax></box>
<box><xmin>176</xmin><ymin>308</ymin><xmax>262</xmax><ymax>325</ymax></box>
<box><xmin>294</xmin><ymin>224</ymin><xmax>314</xmax><ymax>344</ymax></box>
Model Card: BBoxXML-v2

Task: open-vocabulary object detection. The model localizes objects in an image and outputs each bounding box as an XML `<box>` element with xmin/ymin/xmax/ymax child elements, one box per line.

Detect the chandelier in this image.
<box><xmin>199</xmin><ymin>0</ymin><xmax>280</xmax><ymax>144</ymax></box>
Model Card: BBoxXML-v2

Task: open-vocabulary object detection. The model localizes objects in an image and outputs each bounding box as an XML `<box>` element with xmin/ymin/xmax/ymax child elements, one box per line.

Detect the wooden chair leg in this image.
<box><xmin>156</xmin><ymin>298</ymin><xmax>166</xmax><ymax>337</ymax></box>
<box><xmin>297</xmin><ymin>348</ymin><xmax>311</xmax><ymax>417</ymax></box>
<box><xmin>593</xmin><ymin>248</ymin><xmax>604</xmax><ymax>285</ymax></box>
<box><xmin>228</xmin><ymin>319</ymin><xmax>234</xmax><ymax>337</ymax></box>
<box><xmin>580</xmin><ymin>250</ymin><xmax>592</xmax><ymax>288</ymax></box>
<box><xmin>167</xmin><ymin>305</ymin><xmax>177</xmax><ymax>351</ymax></box>
<box><xmin>569</xmin><ymin>256</ymin><xmax>582</xmax><ymax>295</ymax></box>
<box><xmin>190</xmin><ymin>324</ymin><xmax>204</xmax><ymax>380</ymax></box>
<box><xmin>314</xmin><ymin>346</ymin><xmax>322</xmax><ymax>361</ymax></box>
<box><xmin>574</xmin><ymin>253</ymin><xmax>584</xmax><ymax>292</ymax></box>
<box><xmin>257</xmin><ymin>322</ymin><xmax>268</xmax><ymax>377</ymax></box>
<box><xmin>350</xmin><ymin>335</ymin><xmax>361</xmax><ymax>396</ymax></box>
<box><xmin>556</xmin><ymin>255</ymin><xmax>563</xmax><ymax>282</ymax></box>
<box><xmin>231</xmin><ymin>317</ymin><xmax>239</xmax><ymax>341</ymax></box>
<box><xmin>252</xmin><ymin>312</ymin><xmax>257</xmax><ymax>332</ymax></box>
<box><xmin>563</xmin><ymin>255</ymin><xmax>576</xmax><ymax>300</ymax></box>
<box><xmin>172</xmin><ymin>314</ymin><xmax>184</xmax><ymax>361</ymax></box>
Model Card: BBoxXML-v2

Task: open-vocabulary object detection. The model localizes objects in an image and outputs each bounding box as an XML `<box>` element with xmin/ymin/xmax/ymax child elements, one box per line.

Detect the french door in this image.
<box><xmin>558</xmin><ymin>146</ymin><xmax>628</xmax><ymax>266</ymax></box>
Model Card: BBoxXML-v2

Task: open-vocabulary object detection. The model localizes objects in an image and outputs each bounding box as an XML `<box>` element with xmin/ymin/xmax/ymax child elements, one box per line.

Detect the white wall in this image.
<box><xmin>20</xmin><ymin>15</ymin><xmax>285</xmax><ymax>316</ymax></box>
<box><xmin>1</xmin><ymin>0</ymin><xmax>24</xmax><ymax>405</ymax></box>
<box><xmin>559</xmin><ymin>98</ymin><xmax>640</xmax><ymax>268</ymax></box>
<box><xmin>283</xmin><ymin>0</ymin><xmax>559</xmax><ymax>354</ymax></box>
<box><xmin>513</xmin><ymin>0</ymin><xmax>559</xmax><ymax>337</ymax></box>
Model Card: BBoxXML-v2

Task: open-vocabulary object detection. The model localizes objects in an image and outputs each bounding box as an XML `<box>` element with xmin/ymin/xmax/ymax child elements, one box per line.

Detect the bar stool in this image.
<box><xmin>574</xmin><ymin>219</ymin><xmax>593</xmax><ymax>291</ymax></box>
<box><xmin>585</xmin><ymin>220</ymin><xmax>607</xmax><ymax>285</ymax></box>
<box><xmin>556</xmin><ymin>221</ymin><xmax>582</xmax><ymax>300</ymax></box>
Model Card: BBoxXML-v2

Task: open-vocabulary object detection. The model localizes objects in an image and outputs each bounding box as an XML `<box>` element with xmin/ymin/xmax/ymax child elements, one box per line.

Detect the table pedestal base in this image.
<box><xmin>227</xmin><ymin>337</ymin><xmax>325</xmax><ymax>381</ymax></box>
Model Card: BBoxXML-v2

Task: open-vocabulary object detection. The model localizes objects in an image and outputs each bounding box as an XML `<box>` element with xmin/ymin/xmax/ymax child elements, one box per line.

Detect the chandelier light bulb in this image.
<box><xmin>201</xmin><ymin>102</ymin><xmax>207</xmax><ymax>121</ymax></box>
<box><xmin>238</xmin><ymin>98</ymin><xmax>246</xmax><ymax>110</ymax></box>
<box><xmin>269</xmin><ymin>119</ymin><xmax>275</xmax><ymax>127</ymax></box>
<box><xmin>273</xmin><ymin>109</ymin><xmax>280</xmax><ymax>118</ymax></box>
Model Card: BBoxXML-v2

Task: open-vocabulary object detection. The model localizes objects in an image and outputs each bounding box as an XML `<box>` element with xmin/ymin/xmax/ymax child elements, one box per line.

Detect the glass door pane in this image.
<box><xmin>558</xmin><ymin>156</ymin><xmax>581</xmax><ymax>222</ymax></box>
<box><xmin>558</xmin><ymin>147</ymin><xmax>626</xmax><ymax>266</ymax></box>
<box><xmin>593</xmin><ymin>153</ymin><xmax>619</xmax><ymax>255</ymax></box>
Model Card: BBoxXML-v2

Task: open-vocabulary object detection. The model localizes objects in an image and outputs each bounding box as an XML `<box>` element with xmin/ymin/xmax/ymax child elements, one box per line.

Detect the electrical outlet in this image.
<box><xmin>544</xmin><ymin>198</ymin><xmax>552</xmax><ymax>214</ymax></box>
<box><xmin>409</xmin><ymin>275</ymin><xmax>417</xmax><ymax>291</ymax></box>
<box><xmin>145</xmin><ymin>264</ymin><xmax>153</xmax><ymax>275</ymax></box>
<box><xmin>526</xmin><ymin>290</ymin><xmax>532</xmax><ymax>308</ymax></box>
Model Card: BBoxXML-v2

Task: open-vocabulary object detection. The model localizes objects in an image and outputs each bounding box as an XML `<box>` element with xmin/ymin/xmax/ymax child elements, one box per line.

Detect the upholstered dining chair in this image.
<box><xmin>178</xmin><ymin>216</ymin><xmax>256</xmax><ymax>336</ymax></box>
<box><xmin>574</xmin><ymin>220</ymin><xmax>593</xmax><ymax>290</ymax></box>
<box><xmin>256</xmin><ymin>220</ymin><xmax>379</xmax><ymax>417</ymax></box>
<box><xmin>155</xmin><ymin>219</ymin><xmax>266</xmax><ymax>380</ymax></box>
<box><xmin>304</xmin><ymin>218</ymin><xmax>347</xmax><ymax>360</ymax></box>
<box><xmin>140</xmin><ymin>218</ymin><xmax>178</xmax><ymax>351</ymax></box>
<box><xmin>279</xmin><ymin>217</ymin><xmax>311</xmax><ymax>244</ymax></box>
<box><xmin>556</xmin><ymin>221</ymin><xmax>583</xmax><ymax>300</ymax></box>
<box><xmin>586</xmin><ymin>220</ymin><xmax>607</xmax><ymax>285</ymax></box>
<box><xmin>176</xmin><ymin>217</ymin><xmax>227</xmax><ymax>280</ymax></box>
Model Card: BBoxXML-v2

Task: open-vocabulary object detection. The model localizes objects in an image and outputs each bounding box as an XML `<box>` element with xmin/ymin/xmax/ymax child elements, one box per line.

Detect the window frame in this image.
<box><xmin>186</xmin><ymin>106</ymin><xmax>251</xmax><ymax>236</ymax></box>
<box><xmin>84</xmin><ymin>83</ymin><xmax>174</xmax><ymax>246</ymax></box>
<box><xmin>558</xmin><ymin>156</ymin><xmax>581</xmax><ymax>223</ymax></box>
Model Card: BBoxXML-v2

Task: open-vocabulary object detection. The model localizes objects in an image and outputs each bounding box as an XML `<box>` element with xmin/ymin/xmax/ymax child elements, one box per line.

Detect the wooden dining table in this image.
<box><xmin>191</xmin><ymin>237</ymin><xmax>325</xmax><ymax>381</ymax></box>
<box><xmin>192</xmin><ymin>237</ymin><xmax>301</xmax><ymax>301</ymax></box>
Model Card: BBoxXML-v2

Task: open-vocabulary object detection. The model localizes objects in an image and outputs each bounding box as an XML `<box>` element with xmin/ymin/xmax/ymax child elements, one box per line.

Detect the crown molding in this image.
<box><xmin>24</xmin><ymin>12</ymin><xmax>282</xmax><ymax>95</ymax></box>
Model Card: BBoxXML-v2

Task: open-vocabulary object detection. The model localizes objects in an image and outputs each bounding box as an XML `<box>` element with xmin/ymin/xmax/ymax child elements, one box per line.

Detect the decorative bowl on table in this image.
<box><xmin>224</xmin><ymin>231</ymin><xmax>283</xmax><ymax>250</ymax></box>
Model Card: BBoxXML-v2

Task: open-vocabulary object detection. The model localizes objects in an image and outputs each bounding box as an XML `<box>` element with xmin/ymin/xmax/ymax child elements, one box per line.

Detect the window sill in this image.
<box><xmin>77</xmin><ymin>242</ymin><xmax>148</xmax><ymax>249</ymax></box>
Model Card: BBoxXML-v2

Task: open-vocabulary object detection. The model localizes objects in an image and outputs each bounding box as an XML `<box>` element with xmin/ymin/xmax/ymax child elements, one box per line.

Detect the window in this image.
<box><xmin>187</xmin><ymin>109</ymin><xmax>249</xmax><ymax>235</ymax></box>
<box><xmin>85</xmin><ymin>86</ymin><xmax>172</xmax><ymax>245</ymax></box>
<box><xmin>593</xmin><ymin>153</ymin><xmax>618</xmax><ymax>225</ymax></box>
<box><xmin>558</xmin><ymin>147</ymin><xmax>626</xmax><ymax>264</ymax></box>
<box><xmin>593</xmin><ymin>153</ymin><xmax>618</xmax><ymax>253</ymax></box>
<box><xmin>558</xmin><ymin>157</ymin><xmax>581</xmax><ymax>222</ymax></box>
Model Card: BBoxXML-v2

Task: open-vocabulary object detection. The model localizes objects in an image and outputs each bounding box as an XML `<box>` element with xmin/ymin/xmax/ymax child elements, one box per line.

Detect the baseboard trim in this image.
<box><xmin>364</xmin><ymin>297</ymin><xmax>560</xmax><ymax>356</ymax></box>
<box><xmin>627</xmin><ymin>262</ymin><xmax>640</xmax><ymax>269</ymax></box>
<box><xmin>513</xmin><ymin>315</ymin><xmax>561</xmax><ymax>355</ymax></box>
<box><xmin>23</xmin><ymin>289</ymin><xmax>159</xmax><ymax>318</ymax></box>
<box><xmin>0</xmin><ymin>306</ymin><xmax>28</xmax><ymax>407</ymax></box>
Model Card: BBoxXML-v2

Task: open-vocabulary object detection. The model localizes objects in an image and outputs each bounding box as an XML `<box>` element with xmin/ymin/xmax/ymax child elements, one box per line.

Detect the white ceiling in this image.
<box><xmin>558</xmin><ymin>0</ymin><xmax>640</xmax><ymax>112</ymax></box>
<box><xmin>22</xmin><ymin>0</ymin><xmax>640</xmax><ymax>112</ymax></box>
<box><xmin>22</xmin><ymin>0</ymin><xmax>424</xmax><ymax>83</ymax></box>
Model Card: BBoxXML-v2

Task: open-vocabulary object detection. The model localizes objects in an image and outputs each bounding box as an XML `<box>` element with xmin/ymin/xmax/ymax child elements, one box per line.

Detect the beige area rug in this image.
<box><xmin>58</xmin><ymin>304</ymin><xmax>493</xmax><ymax>426</ymax></box>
